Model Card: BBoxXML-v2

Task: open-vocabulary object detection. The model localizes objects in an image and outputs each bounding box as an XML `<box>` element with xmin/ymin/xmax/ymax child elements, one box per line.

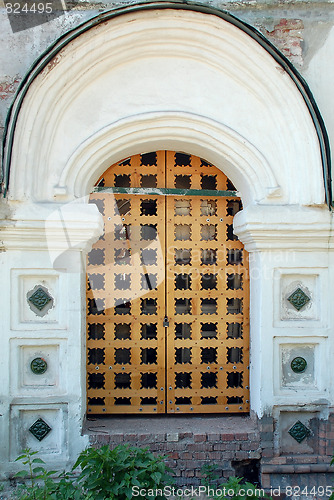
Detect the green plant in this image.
<box><xmin>213</xmin><ymin>476</ymin><xmax>272</xmax><ymax>500</ymax></box>
<box><xmin>14</xmin><ymin>448</ymin><xmax>92</xmax><ymax>499</ymax></box>
<box><xmin>74</xmin><ymin>444</ymin><xmax>173</xmax><ymax>499</ymax></box>
<box><xmin>330</xmin><ymin>454</ymin><xmax>334</xmax><ymax>500</ymax></box>
<box><xmin>201</xmin><ymin>463</ymin><xmax>220</xmax><ymax>487</ymax></box>
<box><xmin>14</xmin><ymin>444</ymin><xmax>173</xmax><ymax>500</ymax></box>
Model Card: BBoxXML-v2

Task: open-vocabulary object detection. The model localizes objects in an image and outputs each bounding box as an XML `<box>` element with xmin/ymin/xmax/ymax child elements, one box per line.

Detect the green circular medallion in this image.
<box><xmin>291</xmin><ymin>357</ymin><xmax>307</xmax><ymax>373</ymax></box>
<box><xmin>31</xmin><ymin>357</ymin><xmax>48</xmax><ymax>375</ymax></box>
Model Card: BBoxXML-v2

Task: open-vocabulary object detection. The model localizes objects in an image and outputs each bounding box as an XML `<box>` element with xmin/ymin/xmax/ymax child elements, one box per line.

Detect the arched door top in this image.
<box><xmin>2</xmin><ymin>2</ymin><xmax>330</xmax><ymax>206</ymax></box>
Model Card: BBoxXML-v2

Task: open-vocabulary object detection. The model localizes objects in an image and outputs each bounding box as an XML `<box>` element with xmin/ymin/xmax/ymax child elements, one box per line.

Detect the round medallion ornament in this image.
<box><xmin>291</xmin><ymin>356</ymin><xmax>307</xmax><ymax>373</ymax></box>
<box><xmin>31</xmin><ymin>357</ymin><xmax>48</xmax><ymax>375</ymax></box>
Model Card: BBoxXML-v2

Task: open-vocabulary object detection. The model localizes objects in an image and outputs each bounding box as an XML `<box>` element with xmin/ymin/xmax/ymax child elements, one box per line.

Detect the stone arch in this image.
<box><xmin>2</xmin><ymin>2</ymin><xmax>328</xmax><ymax>207</ymax></box>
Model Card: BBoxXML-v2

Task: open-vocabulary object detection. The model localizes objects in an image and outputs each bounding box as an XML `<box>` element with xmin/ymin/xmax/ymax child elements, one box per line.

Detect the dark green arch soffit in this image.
<box><xmin>1</xmin><ymin>0</ymin><xmax>332</xmax><ymax>206</ymax></box>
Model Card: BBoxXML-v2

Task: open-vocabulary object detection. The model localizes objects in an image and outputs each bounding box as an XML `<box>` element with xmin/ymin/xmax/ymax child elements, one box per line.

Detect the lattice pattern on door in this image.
<box><xmin>87</xmin><ymin>151</ymin><xmax>249</xmax><ymax>414</ymax></box>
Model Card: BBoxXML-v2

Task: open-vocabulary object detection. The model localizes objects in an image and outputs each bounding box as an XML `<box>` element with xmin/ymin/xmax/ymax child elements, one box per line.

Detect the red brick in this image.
<box><xmin>194</xmin><ymin>433</ymin><xmax>206</xmax><ymax>442</ymax></box>
<box><xmin>138</xmin><ymin>434</ymin><xmax>151</xmax><ymax>442</ymax></box>
<box><xmin>208</xmin><ymin>452</ymin><xmax>221</xmax><ymax>459</ymax></box>
<box><xmin>193</xmin><ymin>452</ymin><xmax>206</xmax><ymax>460</ymax></box>
<box><xmin>261</xmin><ymin>474</ymin><xmax>271</xmax><ymax>488</ymax></box>
<box><xmin>262</xmin><ymin>449</ymin><xmax>274</xmax><ymax>458</ymax></box>
<box><xmin>167</xmin><ymin>451</ymin><xmax>179</xmax><ymax>459</ymax></box>
<box><xmin>183</xmin><ymin>470</ymin><xmax>194</xmax><ymax>477</ymax></box>
<box><xmin>188</xmin><ymin>443</ymin><xmax>213</xmax><ymax>452</ymax></box>
<box><xmin>221</xmin><ymin>433</ymin><xmax>234</xmax><ymax>441</ymax></box>
<box><xmin>179</xmin><ymin>432</ymin><xmax>192</xmax><ymax>440</ymax></box>
<box><xmin>123</xmin><ymin>433</ymin><xmax>137</xmax><ymax>441</ymax></box>
<box><xmin>224</xmin><ymin>442</ymin><xmax>240</xmax><ymax>450</ymax></box>
<box><xmin>110</xmin><ymin>434</ymin><xmax>123</xmax><ymax>443</ymax></box>
<box><xmin>235</xmin><ymin>433</ymin><xmax>248</xmax><ymax>441</ymax></box>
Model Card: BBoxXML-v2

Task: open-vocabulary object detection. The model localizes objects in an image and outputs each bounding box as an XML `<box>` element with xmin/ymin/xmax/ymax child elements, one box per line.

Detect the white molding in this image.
<box><xmin>0</xmin><ymin>202</ymin><xmax>103</xmax><ymax>251</ymax></box>
<box><xmin>7</xmin><ymin>9</ymin><xmax>324</xmax><ymax>205</ymax></box>
<box><xmin>234</xmin><ymin>205</ymin><xmax>333</xmax><ymax>251</ymax></box>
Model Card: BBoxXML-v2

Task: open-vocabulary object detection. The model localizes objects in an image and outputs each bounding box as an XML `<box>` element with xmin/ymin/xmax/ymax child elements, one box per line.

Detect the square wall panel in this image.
<box><xmin>273</xmin><ymin>336</ymin><xmax>327</xmax><ymax>397</ymax></box>
<box><xmin>10</xmin><ymin>339</ymin><xmax>66</xmax><ymax>396</ymax></box>
<box><xmin>273</xmin><ymin>268</ymin><xmax>327</xmax><ymax>328</ymax></box>
<box><xmin>276</xmin><ymin>410</ymin><xmax>320</xmax><ymax>455</ymax></box>
<box><xmin>10</xmin><ymin>404</ymin><xmax>68</xmax><ymax>461</ymax></box>
<box><xmin>11</xmin><ymin>269</ymin><xmax>67</xmax><ymax>330</ymax></box>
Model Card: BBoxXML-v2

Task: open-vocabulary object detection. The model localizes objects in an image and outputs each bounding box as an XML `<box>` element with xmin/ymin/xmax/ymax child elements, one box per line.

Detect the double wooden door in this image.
<box><xmin>86</xmin><ymin>151</ymin><xmax>249</xmax><ymax>414</ymax></box>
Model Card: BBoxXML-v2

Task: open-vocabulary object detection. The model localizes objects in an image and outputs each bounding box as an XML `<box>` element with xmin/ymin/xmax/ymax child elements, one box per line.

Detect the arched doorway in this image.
<box><xmin>86</xmin><ymin>151</ymin><xmax>249</xmax><ymax>414</ymax></box>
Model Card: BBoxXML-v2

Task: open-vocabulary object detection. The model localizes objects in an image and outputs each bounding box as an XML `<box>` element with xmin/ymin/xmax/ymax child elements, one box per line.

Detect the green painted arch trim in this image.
<box><xmin>93</xmin><ymin>187</ymin><xmax>238</xmax><ymax>197</ymax></box>
<box><xmin>1</xmin><ymin>0</ymin><xmax>331</xmax><ymax>206</ymax></box>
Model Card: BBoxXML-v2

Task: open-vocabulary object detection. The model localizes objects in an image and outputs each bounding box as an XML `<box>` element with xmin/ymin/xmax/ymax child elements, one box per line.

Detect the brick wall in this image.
<box><xmin>88</xmin><ymin>413</ymin><xmax>334</xmax><ymax>493</ymax></box>
<box><xmin>89</xmin><ymin>428</ymin><xmax>261</xmax><ymax>486</ymax></box>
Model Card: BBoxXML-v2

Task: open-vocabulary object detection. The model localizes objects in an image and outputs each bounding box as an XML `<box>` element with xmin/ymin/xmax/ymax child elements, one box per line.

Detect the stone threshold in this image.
<box><xmin>83</xmin><ymin>414</ymin><xmax>258</xmax><ymax>438</ymax></box>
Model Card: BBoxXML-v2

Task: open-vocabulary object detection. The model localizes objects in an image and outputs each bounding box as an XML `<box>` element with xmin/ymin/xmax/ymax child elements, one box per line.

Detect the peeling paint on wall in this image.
<box><xmin>0</xmin><ymin>75</ymin><xmax>21</xmax><ymax>100</ymax></box>
<box><xmin>261</xmin><ymin>19</ymin><xmax>304</xmax><ymax>67</ymax></box>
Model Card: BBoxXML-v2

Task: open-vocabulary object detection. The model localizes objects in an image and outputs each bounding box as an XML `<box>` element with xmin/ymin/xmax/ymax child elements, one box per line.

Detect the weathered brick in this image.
<box><xmin>295</xmin><ymin>455</ymin><xmax>318</xmax><ymax>464</ymax></box>
<box><xmin>213</xmin><ymin>444</ymin><xmax>225</xmax><ymax>451</ymax></box>
<box><xmin>235</xmin><ymin>451</ymin><xmax>250</xmax><ymax>459</ymax></box>
<box><xmin>123</xmin><ymin>433</ymin><xmax>138</xmax><ymax>441</ymax></box>
<box><xmin>221</xmin><ymin>433</ymin><xmax>234</xmax><ymax>441</ymax></box>
<box><xmin>235</xmin><ymin>433</ymin><xmax>248</xmax><ymax>441</ymax></box>
<box><xmin>179</xmin><ymin>432</ymin><xmax>192</xmax><ymax>440</ymax></box>
<box><xmin>224</xmin><ymin>442</ymin><xmax>240</xmax><ymax>451</ymax></box>
<box><xmin>184</xmin><ymin>470</ymin><xmax>195</xmax><ymax>478</ymax></box>
<box><xmin>188</xmin><ymin>443</ymin><xmax>213</xmax><ymax>452</ymax></box>
<box><xmin>166</xmin><ymin>432</ymin><xmax>179</xmax><ymax>442</ymax></box>
<box><xmin>208</xmin><ymin>451</ymin><xmax>221</xmax><ymax>459</ymax></box>
<box><xmin>269</xmin><ymin>457</ymin><xmax>287</xmax><ymax>465</ymax></box>
<box><xmin>262</xmin><ymin>449</ymin><xmax>274</xmax><ymax>458</ymax></box>
<box><xmin>241</xmin><ymin>442</ymin><xmax>259</xmax><ymax>451</ymax></box>
<box><xmin>294</xmin><ymin>465</ymin><xmax>311</xmax><ymax>473</ymax></box>
<box><xmin>207</xmin><ymin>433</ymin><xmax>220</xmax><ymax>441</ymax></box>
<box><xmin>138</xmin><ymin>434</ymin><xmax>151</xmax><ymax>442</ymax></box>
<box><xmin>194</xmin><ymin>433</ymin><xmax>206</xmax><ymax>442</ymax></box>
<box><xmin>261</xmin><ymin>474</ymin><xmax>271</xmax><ymax>488</ymax></box>
<box><xmin>261</xmin><ymin>440</ymin><xmax>274</xmax><ymax>449</ymax></box>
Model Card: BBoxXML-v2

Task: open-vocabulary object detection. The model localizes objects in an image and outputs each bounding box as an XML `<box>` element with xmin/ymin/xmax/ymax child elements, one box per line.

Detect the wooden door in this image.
<box><xmin>86</xmin><ymin>151</ymin><xmax>249</xmax><ymax>414</ymax></box>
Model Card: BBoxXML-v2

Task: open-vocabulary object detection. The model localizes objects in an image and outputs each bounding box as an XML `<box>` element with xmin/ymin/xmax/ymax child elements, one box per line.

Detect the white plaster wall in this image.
<box><xmin>303</xmin><ymin>26</ymin><xmax>334</xmax><ymax>173</ymax></box>
<box><xmin>234</xmin><ymin>205</ymin><xmax>334</xmax><ymax>416</ymax></box>
<box><xmin>5</xmin><ymin>9</ymin><xmax>324</xmax><ymax>205</ymax></box>
<box><xmin>0</xmin><ymin>204</ymin><xmax>102</xmax><ymax>477</ymax></box>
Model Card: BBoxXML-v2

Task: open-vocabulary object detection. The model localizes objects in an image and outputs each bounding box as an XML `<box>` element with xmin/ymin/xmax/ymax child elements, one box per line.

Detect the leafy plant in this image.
<box><xmin>74</xmin><ymin>444</ymin><xmax>172</xmax><ymax>499</ymax></box>
<box><xmin>213</xmin><ymin>476</ymin><xmax>272</xmax><ymax>500</ymax></box>
<box><xmin>13</xmin><ymin>444</ymin><xmax>172</xmax><ymax>500</ymax></box>
<box><xmin>201</xmin><ymin>463</ymin><xmax>221</xmax><ymax>487</ymax></box>
<box><xmin>14</xmin><ymin>448</ymin><xmax>84</xmax><ymax>500</ymax></box>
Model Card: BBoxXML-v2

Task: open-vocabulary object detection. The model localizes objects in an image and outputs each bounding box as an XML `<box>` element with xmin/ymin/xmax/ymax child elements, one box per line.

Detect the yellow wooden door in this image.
<box><xmin>86</xmin><ymin>151</ymin><xmax>249</xmax><ymax>414</ymax></box>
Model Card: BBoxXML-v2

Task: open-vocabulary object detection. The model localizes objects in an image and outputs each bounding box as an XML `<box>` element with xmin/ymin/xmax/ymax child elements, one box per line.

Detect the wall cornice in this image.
<box><xmin>234</xmin><ymin>205</ymin><xmax>333</xmax><ymax>251</ymax></box>
<box><xmin>0</xmin><ymin>203</ymin><xmax>103</xmax><ymax>252</ymax></box>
